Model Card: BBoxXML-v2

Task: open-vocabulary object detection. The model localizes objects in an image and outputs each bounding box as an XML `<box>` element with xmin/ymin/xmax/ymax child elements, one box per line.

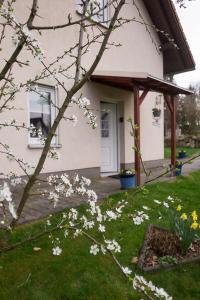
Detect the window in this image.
<box><xmin>101</xmin><ymin>111</ymin><xmax>109</xmax><ymax>138</ymax></box>
<box><xmin>29</xmin><ymin>85</ymin><xmax>57</xmax><ymax>145</ymax></box>
<box><xmin>76</xmin><ymin>0</ymin><xmax>109</xmax><ymax>24</ymax></box>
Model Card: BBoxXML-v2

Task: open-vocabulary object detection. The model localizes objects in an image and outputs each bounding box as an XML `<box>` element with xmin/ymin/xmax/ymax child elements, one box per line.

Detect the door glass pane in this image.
<box><xmin>30</xmin><ymin>90</ymin><xmax>51</xmax><ymax>139</ymax></box>
<box><xmin>101</xmin><ymin>111</ymin><xmax>109</xmax><ymax>138</ymax></box>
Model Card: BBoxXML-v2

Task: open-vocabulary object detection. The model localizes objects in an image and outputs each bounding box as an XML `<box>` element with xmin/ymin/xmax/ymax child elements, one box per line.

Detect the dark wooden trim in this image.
<box><xmin>164</xmin><ymin>94</ymin><xmax>173</xmax><ymax>113</ymax></box>
<box><xmin>133</xmin><ymin>84</ymin><xmax>141</xmax><ymax>186</ymax></box>
<box><xmin>139</xmin><ymin>88</ymin><xmax>149</xmax><ymax>105</ymax></box>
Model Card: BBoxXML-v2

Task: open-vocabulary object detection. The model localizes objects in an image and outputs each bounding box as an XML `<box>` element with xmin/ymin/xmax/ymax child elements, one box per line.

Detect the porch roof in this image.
<box><xmin>90</xmin><ymin>71</ymin><xmax>193</xmax><ymax>96</ymax></box>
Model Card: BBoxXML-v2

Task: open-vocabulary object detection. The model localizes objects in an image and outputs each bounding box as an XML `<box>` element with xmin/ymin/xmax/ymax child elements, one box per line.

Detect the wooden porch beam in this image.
<box><xmin>139</xmin><ymin>88</ymin><xmax>150</xmax><ymax>105</ymax></box>
<box><xmin>133</xmin><ymin>84</ymin><xmax>141</xmax><ymax>186</ymax></box>
<box><xmin>164</xmin><ymin>94</ymin><xmax>173</xmax><ymax>113</ymax></box>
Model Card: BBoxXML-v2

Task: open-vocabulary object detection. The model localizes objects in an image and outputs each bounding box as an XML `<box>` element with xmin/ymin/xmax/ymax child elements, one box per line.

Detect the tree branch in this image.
<box><xmin>10</xmin><ymin>0</ymin><xmax>126</xmax><ymax>228</ymax></box>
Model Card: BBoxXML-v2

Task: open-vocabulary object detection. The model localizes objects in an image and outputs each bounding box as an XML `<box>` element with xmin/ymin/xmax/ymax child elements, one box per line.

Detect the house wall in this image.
<box><xmin>0</xmin><ymin>0</ymin><xmax>164</xmax><ymax>177</ymax></box>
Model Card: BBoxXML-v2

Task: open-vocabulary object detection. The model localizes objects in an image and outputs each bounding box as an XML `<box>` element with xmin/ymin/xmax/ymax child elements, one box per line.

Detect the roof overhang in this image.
<box><xmin>90</xmin><ymin>71</ymin><xmax>193</xmax><ymax>95</ymax></box>
<box><xmin>143</xmin><ymin>0</ymin><xmax>195</xmax><ymax>75</ymax></box>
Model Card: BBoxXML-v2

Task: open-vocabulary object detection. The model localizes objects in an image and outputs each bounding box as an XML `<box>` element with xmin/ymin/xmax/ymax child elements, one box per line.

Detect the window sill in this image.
<box><xmin>28</xmin><ymin>144</ymin><xmax>62</xmax><ymax>149</ymax></box>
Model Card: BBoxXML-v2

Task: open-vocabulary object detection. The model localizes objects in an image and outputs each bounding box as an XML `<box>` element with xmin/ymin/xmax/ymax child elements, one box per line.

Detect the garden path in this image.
<box><xmin>2</xmin><ymin>156</ymin><xmax>200</xmax><ymax>224</ymax></box>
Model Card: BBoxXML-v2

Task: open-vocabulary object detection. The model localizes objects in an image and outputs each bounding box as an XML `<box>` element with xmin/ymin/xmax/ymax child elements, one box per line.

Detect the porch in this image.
<box><xmin>91</xmin><ymin>70</ymin><xmax>193</xmax><ymax>185</ymax></box>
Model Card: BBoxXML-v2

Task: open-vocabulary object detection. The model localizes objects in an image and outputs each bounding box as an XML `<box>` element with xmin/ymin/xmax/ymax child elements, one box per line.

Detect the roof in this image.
<box><xmin>90</xmin><ymin>71</ymin><xmax>193</xmax><ymax>95</ymax></box>
<box><xmin>143</xmin><ymin>0</ymin><xmax>195</xmax><ymax>75</ymax></box>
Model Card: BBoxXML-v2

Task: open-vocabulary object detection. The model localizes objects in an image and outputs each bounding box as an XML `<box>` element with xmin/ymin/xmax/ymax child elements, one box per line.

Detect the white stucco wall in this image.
<box><xmin>0</xmin><ymin>0</ymin><xmax>164</xmax><ymax>176</ymax></box>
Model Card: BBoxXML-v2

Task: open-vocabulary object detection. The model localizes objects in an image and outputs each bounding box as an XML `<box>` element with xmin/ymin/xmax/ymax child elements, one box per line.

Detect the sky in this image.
<box><xmin>174</xmin><ymin>0</ymin><xmax>200</xmax><ymax>88</ymax></box>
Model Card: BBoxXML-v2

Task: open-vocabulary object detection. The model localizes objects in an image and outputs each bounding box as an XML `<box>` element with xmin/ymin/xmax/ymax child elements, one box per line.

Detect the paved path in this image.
<box><xmin>3</xmin><ymin>156</ymin><xmax>200</xmax><ymax>225</ymax></box>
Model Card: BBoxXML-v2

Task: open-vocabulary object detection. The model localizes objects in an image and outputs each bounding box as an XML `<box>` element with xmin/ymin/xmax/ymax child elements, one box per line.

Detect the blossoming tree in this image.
<box><xmin>0</xmin><ymin>0</ymin><xmax>190</xmax><ymax>299</ymax></box>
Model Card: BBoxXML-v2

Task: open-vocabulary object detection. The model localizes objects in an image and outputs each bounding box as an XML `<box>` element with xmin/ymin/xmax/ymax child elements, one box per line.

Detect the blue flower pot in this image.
<box><xmin>178</xmin><ymin>152</ymin><xmax>187</xmax><ymax>159</ymax></box>
<box><xmin>175</xmin><ymin>165</ymin><xmax>182</xmax><ymax>176</ymax></box>
<box><xmin>120</xmin><ymin>174</ymin><xmax>136</xmax><ymax>189</ymax></box>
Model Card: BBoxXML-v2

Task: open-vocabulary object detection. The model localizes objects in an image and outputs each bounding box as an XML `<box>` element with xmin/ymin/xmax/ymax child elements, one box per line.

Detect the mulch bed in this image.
<box><xmin>138</xmin><ymin>224</ymin><xmax>200</xmax><ymax>272</ymax></box>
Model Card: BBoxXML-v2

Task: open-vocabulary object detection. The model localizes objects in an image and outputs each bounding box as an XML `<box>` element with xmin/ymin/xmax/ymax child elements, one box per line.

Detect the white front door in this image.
<box><xmin>101</xmin><ymin>102</ymin><xmax>118</xmax><ymax>173</ymax></box>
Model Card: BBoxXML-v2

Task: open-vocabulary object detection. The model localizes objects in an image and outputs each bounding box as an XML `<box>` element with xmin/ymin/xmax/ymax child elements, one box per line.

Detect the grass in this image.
<box><xmin>164</xmin><ymin>146</ymin><xmax>200</xmax><ymax>159</ymax></box>
<box><xmin>1</xmin><ymin>171</ymin><xmax>200</xmax><ymax>299</ymax></box>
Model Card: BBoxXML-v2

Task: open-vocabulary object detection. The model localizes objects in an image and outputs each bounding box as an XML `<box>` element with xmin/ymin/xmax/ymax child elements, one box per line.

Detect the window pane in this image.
<box><xmin>101</xmin><ymin>111</ymin><xmax>109</xmax><ymax>138</ymax></box>
<box><xmin>29</xmin><ymin>90</ymin><xmax>51</xmax><ymax>139</ymax></box>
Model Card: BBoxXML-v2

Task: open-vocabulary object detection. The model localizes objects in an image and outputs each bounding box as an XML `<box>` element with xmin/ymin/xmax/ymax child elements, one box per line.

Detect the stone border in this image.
<box><xmin>138</xmin><ymin>224</ymin><xmax>200</xmax><ymax>272</ymax></box>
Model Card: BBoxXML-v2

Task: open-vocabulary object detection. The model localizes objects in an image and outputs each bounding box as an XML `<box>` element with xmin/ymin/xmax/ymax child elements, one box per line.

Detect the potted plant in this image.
<box><xmin>119</xmin><ymin>169</ymin><xmax>135</xmax><ymax>189</ymax></box>
<box><xmin>178</xmin><ymin>150</ymin><xmax>187</xmax><ymax>159</ymax></box>
<box><xmin>175</xmin><ymin>161</ymin><xmax>183</xmax><ymax>176</ymax></box>
<box><xmin>152</xmin><ymin>107</ymin><xmax>161</xmax><ymax>118</ymax></box>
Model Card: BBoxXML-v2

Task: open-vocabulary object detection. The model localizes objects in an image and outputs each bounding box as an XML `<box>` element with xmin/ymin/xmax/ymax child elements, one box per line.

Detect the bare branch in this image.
<box><xmin>0</xmin><ymin>0</ymin><xmax>39</xmax><ymax>81</ymax></box>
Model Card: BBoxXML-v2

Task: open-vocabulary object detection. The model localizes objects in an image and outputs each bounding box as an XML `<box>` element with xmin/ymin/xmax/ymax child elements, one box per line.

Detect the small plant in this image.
<box><xmin>175</xmin><ymin>161</ymin><xmax>183</xmax><ymax>176</ymax></box>
<box><xmin>120</xmin><ymin>168</ymin><xmax>135</xmax><ymax>176</ymax></box>
<box><xmin>178</xmin><ymin>150</ymin><xmax>187</xmax><ymax>159</ymax></box>
<box><xmin>179</xmin><ymin>150</ymin><xmax>186</xmax><ymax>154</ymax></box>
<box><xmin>158</xmin><ymin>255</ymin><xmax>178</xmax><ymax>265</ymax></box>
<box><xmin>176</xmin><ymin>161</ymin><xmax>183</xmax><ymax>167</ymax></box>
<box><xmin>152</xmin><ymin>107</ymin><xmax>161</xmax><ymax>117</ymax></box>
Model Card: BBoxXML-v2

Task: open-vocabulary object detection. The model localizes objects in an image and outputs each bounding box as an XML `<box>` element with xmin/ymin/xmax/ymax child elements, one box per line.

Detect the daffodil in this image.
<box><xmin>192</xmin><ymin>210</ymin><xmax>198</xmax><ymax>222</ymax></box>
<box><xmin>180</xmin><ymin>213</ymin><xmax>187</xmax><ymax>220</ymax></box>
<box><xmin>176</xmin><ymin>205</ymin><xmax>182</xmax><ymax>211</ymax></box>
<box><xmin>191</xmin><ymin>222</ymin><xmax>198</xmax><ymax>230</ymax></box>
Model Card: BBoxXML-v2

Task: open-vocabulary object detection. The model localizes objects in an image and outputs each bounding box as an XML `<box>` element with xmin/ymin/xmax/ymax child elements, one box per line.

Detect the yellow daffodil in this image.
<box><xmin>191</xmin><ymin>222</ymin><xmax>198</xmax><ymax>230</ymax></box>
<box><xmin>176</xmin><ymin>205</ymin><xmax>182</xmax><ymax>211</ymax></box>
<box><xmin>180</xmin><ymin>213</ymin><xmax>187</xmax><ymax>220</ymax></box>
<box><xmin>192</xmin><ymin>210</ymin><xmax>198</xmax><ymax>222</ymax></box>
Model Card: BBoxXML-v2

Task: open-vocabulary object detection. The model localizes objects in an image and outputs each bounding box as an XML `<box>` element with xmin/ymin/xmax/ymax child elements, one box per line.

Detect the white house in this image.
<box><xmin>0</xmin><ymin>0</ymin><xmax>195</xmax><ymax>181</ymax></box>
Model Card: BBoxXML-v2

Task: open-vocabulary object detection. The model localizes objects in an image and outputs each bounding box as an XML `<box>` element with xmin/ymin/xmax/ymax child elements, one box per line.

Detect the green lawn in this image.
<box><xmin>1</xmin><ymin>171</ymin><xmax>200</xmax><ymax>299</ymax></box>
<box><xmin>164</xmin><ymin>146</ymin><xmax>200</xmax><ymax>159</ymax></box>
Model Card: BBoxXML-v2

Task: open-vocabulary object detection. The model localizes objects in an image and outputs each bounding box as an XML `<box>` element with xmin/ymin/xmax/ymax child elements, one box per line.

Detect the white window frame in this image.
<box><xmin>76</xmin><ymin>0</ymin><xmax>109</xmax><ymax>25</ymax></box>
<box><xmin>28</xmin><ymin>85</ymin><xmax>58</xmax><ymax>146</ymax></box>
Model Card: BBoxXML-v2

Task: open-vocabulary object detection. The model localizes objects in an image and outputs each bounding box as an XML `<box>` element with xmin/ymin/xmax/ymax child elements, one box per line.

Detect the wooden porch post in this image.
<box><xmin>171</xmin><ymin>95</ymin><xmax>176</xmax><ymax>174</ymax></box>
<box><xmin>133</xmin><ymin>85</ymin><xmax>141</xmax><ymax>186</ymax></box>
<box><xmin>164</xmin><ymin>94</ymin><xmax>176</xmax><ymax>175</ymax></box>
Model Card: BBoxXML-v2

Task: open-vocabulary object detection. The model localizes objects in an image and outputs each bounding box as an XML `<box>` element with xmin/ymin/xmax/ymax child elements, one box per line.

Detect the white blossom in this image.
<box><xmin>90</xmin><ymin>244</ymin><xmax>99</xmax><ymax>255</ymax></box>
<box><xmin>105</xmin><ymin>239</ymin><xmax>121</xmax><ymax>253</ymax></box>
<box><xmin>52</xmin><ymin>246</ymin><xmax>62</xmax><ymax>256</ymax></box>
<box><xmin>8</xmin><ymin>202</ymin><xmax>17</xmax><ymax>219</ymax></box>
<box><xmin>64</xmin><ymin>229</ymin><xmax>68</xmax><ymax>238</ymax></box>
<box><xmin>154</xmin><ymin>199</ymin><xmax>161</xmax><ymax>205</ymax></box>
<box><xmin>133</xmin><ymin>275</ymin><xmax>172</xmax><ymax>300</ymax></box>
<box><xmin>133</xmin><ymin>211</ymin><xmax>149</xmax><ymax>225</ymax></box>
<box><xmin>98</xmin><ymin>224</ymin><xmax>105</xmax><ymax>232</ymax></box>
<box><xmin>163</xmin><ymin>201</ymin><xmax>169</xmax><ymax>208</ymax></box>
<box><xmin>122</xmin><ymin>266</ymin><xmax>132</xmax><ymax>275</ymax></box>
<box><xmin>48</xmin><ymin>191</ymin><xmax>59</xmax><ymax>207</ymax></box>
<box><xmin>106</xmin><ymin>210</ymin><xmax>118</xmax><ymax>221</ymax></box>
<box><xmin>46</xmin><ymin>220</ymin><xmax>51</xmax><ymax>226</ymax></box>
<box><xmin>0</xmin><ymin>182</ymin><xmax>12</xmax><ymax>202</ymax></box>
<box><xmin>68</xmin><ymin>208</ymin><xmax>78</xmax><ymax>221</ymax></box>
<box><xmin>86</xmin><ymin>189</ymin><xmax>97</xmax><ymax>201</ymax></box>
<box><xmin>142</xmin><ymin>206</ymin><xmax>150</xmax><ymax>211</ymax></box>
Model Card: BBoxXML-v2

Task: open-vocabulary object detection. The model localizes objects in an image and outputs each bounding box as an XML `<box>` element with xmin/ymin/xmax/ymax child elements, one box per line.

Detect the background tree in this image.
<box><xmin>176</xmin><ymin>83</ymin><xmax>200</xmax><ymax>136</ymax></box>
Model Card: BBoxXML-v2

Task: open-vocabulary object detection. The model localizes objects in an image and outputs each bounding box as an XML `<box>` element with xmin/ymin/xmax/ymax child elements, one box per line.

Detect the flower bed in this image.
<box><xmin>138</xmin><ymin>224</ymin><xmax>200</xmax><ymax>272</ymax></box>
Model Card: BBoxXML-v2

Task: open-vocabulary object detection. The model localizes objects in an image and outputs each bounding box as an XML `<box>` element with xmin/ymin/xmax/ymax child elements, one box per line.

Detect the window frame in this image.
<box><xmin>28</xmin><ymin>84</ymin><xmax>58</xmax><ymax>146</ymax></box>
